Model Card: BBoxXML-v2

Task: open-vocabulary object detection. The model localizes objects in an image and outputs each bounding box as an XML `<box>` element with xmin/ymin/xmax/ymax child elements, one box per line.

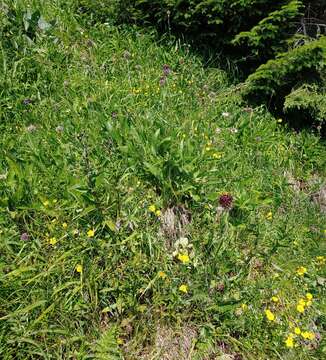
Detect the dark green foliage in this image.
<box><xmin>243</xmin><ymin>36</ymin><xmax>326</xmax><ymax>104</ymax></box>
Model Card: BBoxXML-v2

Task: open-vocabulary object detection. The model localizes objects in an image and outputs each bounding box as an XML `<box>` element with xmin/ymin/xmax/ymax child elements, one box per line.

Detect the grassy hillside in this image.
<box><xmin>0</xmin><ymin>1</ymin><xmax>325</xmax><ymax>359</ymax></box>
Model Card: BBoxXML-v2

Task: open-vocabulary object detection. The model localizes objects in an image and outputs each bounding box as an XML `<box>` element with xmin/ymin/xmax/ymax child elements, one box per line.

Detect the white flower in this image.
<box><xmin>222</xmin><ymin>112</ymin><xmax>230</xmax><ymax>117</ymax></box>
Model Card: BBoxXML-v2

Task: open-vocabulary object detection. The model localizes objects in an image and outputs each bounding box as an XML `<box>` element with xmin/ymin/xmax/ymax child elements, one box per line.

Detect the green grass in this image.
<box><xmin>0</xmin><ymin>1</ymin><xmax>326</xmax><ymax>359</ymax></box>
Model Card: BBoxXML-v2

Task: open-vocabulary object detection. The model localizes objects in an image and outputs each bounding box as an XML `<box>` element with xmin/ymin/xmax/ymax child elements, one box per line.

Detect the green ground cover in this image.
<box><xmin>0</xmin><ymin>1</ymin><xmax>325</xmax><ymax>359</ymax></box>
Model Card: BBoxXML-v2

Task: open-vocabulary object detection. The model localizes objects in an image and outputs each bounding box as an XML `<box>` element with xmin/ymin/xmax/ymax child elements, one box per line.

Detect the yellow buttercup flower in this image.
<box><xmin>87</xmin><ymin>229</ymin><xmax>95</xmax><ymax>237</ymax></box>
<box><xmin>241</xmin><ymin>303</ymin><xmax>248</xmax><ymax>311</ymax></box>
<box><xmin>155</xmin><ymin>210</ymin><xmax>161</xmax><ymax>217</ymax></box>
<box><xmin>271</xmin><ymin>296</ymin><xmax>279</xmax><ymax>303</ymax></box>
<box><xmin>62</xmin><ymin>222</ymin><xmax>68</xmax><ymax>229</ymax></box>
<box><xmin>49</xmin><ymin>237</ymin><xmax>57</xmax><ymax>246</ymax></box>
<box><xmin>298</xmin><ymin>299</ymin><xmax>306</xmax><ymax>306</ymax></box>
<box><xmin>43</xmin><ymin>200</ymin><xmax>50</xmax><ymax>207</ymax></box>
<box><xmin>148</xmin><ymin>204</ymin><xmax>156</xmax><ymax>213</ymax></box>
<box><xmin>285</xmin><ymin>335</ymin><xmax>294</xmax><ymax>348</ymax></box>
<box><xmin>306</xmin><ymin>293</ymin><xmax>313</xmax><ymax>300</ymax></box>
<box><xmin>294</xmin><ymin>327</ymin><xmax>301</xmax><ymax>335</ymax></box>
<box><xmin>177</xmin><ymin>253</ymin><xmax>190</xmax><ymax>264</ymax></box>
<box><xmin>316</xmin><ymin>256</ymin><xmax>325</xmax><ymax>265</ymax></box>
<box><xmin>296</xmin><ymin>304</ymin><xmax>305</xmax><ymax>313</ymax></box>
<box><xmin>306</xmin><ymin>300</ymin><xmax>312</xmax><ymax>307</ymax></box>
<box><xmin>301</xmin><ymin>331</ymin><xmax>315</xmax><ymax>340</ymax></box>
<box><xmin>179</xmin><ymin>284</ymin><xmax>188</xmax><ymax>293</ymax></box>
<box><xmin>75</xmin><ymin>264</ymin><xmax>82</xmax><ymax>273</ymax></box>
<box><xmin>296</xmin><ymin>266</ymin><xmax>307</xmax><ymax>276</ymax></box>
<box><xmin>266</xmin><ymin>211</ymin><xmax>273</xmax><ymax>220</ymax></box>
<box><xmin>264</xmin><ymin>309</ymin><xmax>275</xmax><ymax>321</ymax></box>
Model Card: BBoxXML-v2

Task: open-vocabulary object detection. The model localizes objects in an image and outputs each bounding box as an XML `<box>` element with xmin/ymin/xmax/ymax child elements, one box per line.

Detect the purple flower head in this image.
<box><xmin>219</xmin><ymin>193</ymin><xmax>233</xmax><ymax>209</ymax></box>
<box><xmin>20</xmin><ymin>232</ymin><xmax>29</xmax><ymax>241</ymax></box>
<box><xmin>23</xmin><ymin>98</ymin><xmax>33</xmax><ymax>105</ymax></box>
<box><xmin>159</xmin><ymin>76</ymin><xmax>166</xmax><ymax>86</ymax></box>
<box><xmin>163</xmin><ymin>64</ymin><xmax>171</xmax><ymax>76</ymax></box>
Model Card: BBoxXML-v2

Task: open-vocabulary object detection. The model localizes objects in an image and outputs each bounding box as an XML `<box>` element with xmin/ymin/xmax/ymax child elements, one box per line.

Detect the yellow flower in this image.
<box><xmin>296</xmin><ymin>266</ymin><xmax>307</xmax><ymax>276</ymax></box>
<box><xmin>301</xmin><ymin>331</ymin><xmax>315</xmax><ymax>340</ymax></box>
<box><xmin>241</xmin><ymin>303</ymin><xmax>248</xmax><ymax>311</ymax></box>
<box><xmin>298</xmin><ymin>298</ymin><xmax>306</xmax><ymax>306</ymax></box>
<box><xmin>296</xmin><ymin>304</ymin><xmax>305</xmax><ymax>313</ymax></box>
<box><xmin>306</xmin><ymin>293</ymin><xmax>313</xmax><ymax>300</ymax></box>
<box><xmin>87</xmin><ymin>229</ymin><xmax>95</xmax><ymax>237</ymax></box>
<box><xmin>43</xmin><ymin>200</ymin><xmax>49</xmax><ymax>207</ymax></box>
<box><xmin>179</xmin><ymin>284</ymin><xmax>188</xmax><ymax>293</ymax></box>
<box><xmin>266</xmin><ymin>211</ymin><xmax>273</xmax><ymax>220</ymax></box>
<box><xmin>155</xmin><ymin>210</ymin><xmax>161</xmax><ymax>217</ymax></box>
<box><xmin>148</xmin><ymin>204</ymin><xmax>156</xmax><ymax>213</ymax></box>
<box><xmin>75</xmin><ymin>264</ymin><xmax>83</xmax><ymax>273</ymax></box>
<box><xmin>316</xmin><ymin>256</ymin><xmax>325</xmax><ymax>265</ymax></box>
<box><xmin>294</xmin><ymin>327</ymin><xmax>301</xmax><ymax>335</ymax></box>
<box><xmin>306</xmin><ymin>300</ymin><xmax>312</xmax><ymax>307</ymax></box>
<box><xmin>212</xmin><ymin>152</ymin><xmax>223</xmax><ymax>159</ymax></box>
<box><xmin>158</xmin><ymin>271</ymin><xmax>167</xmax><ymax>279</ymax></box>
<box><xmin>62</xmin><ymin>222</ymin><xmax>68</xmax><ymax>229</ymax></box>
<box><xmin>285</xmin><ymin>336</ymin><xmax>294</xmax><ymax>348</ymax></box>
<box><xmin>177</xmin><ymin>253</ymin><xmax>190</xmax><ymax>264</ymax></box>
<box><xmin>271</xmin><ymin>296</ymin><xmax>279</xmax><ymax>303</ymax></box>
<box><xmin>277</xmin><ymin>119</ymin><xmax>283</xmax><ymax>123</ymax></box>
<box><xmin>116</xmin><ymin>337</ymin><xmax>124</xmax><ymax>345</ymax></box>
<box><xmin>49</xmin><ymin>237</ymin><xmax>57</xmax><ymax>246</ymax></box>
<box><xmin>264</xmin><ymin>309</ymin><xmax>275</xmax><ymax>321</ymax></box>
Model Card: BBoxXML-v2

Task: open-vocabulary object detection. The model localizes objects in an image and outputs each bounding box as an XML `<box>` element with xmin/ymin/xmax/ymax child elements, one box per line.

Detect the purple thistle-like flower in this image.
<box><xmin>23</xmin><ymin>98</ymin><xmax>33</xmax><ymax>105</ymax></box>
<box><xmin>163</xmin><ymin>64</ymin><xmax>171</xmax><ymax>76</ymax></box>
<box><xmin>159</xmin><ymin>76</ymin><xmax>166</xmax><ymax>86</ymax></box>
<box><xmin>20</xmin><ymin>232</ymin><xmax>29</xmax><ymax>241</ymax></box>
<box><xmin>219</xmin><ymin>193</ymin><xmax>233</xmax><ymax>209</ymax></box>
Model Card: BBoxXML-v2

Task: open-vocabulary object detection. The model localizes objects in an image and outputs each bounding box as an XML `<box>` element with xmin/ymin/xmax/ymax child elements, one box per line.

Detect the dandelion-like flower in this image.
<box><xmin>306</xmin><ymin>293</ymin><xmax>313</xmax><ymax>300</ymax></box>
<box><xmin>296</xmin><ymin>266</ymin><xmax>307</xmax><ymax>276</ymax></box>
<box><xmin>301</xmin><ymin>331</ymin><xmax>315</xmax><ymax>340</ymax></box>
<box><xmin>271</xmin><ymin>296</ymin><xmax>279</xmax><ymax>303</ymax></box>
<box><xmin>264</xmin><ymin>309</ymin><xmax>275</xmax><ymax>321</ymax></box>
<box><xmin>285</xmin><ymin>335</ymin><xmax>294</xmax><ymax>348</ymax></box>
<box><xmin>177</xmin><ymin>253</ymin><xmax>190</xmax><ymax>264</ymax></box>
<box><xmin>179</xmin><ymin>284</ymin><xmax>188</xmax><ymax>293</ymax></box>
<box><xmin>49</xmin><ymin>237</ymin><xmax>57</xmax><ymax>246</ymax></box>
<box><xmin>158</xmin><ymin>271</ymin><xmax>167</xmax><ymax>279</ymax></box>
<box><xmin>148</xmin><ymin>205</ymin><xmax>156</xmax><ymax>213</ymax></box>
<box><xmin>296</xmin><ymin>304</ymin><xmax>305</xmax><ymax>313</ymax></box>
<box><xmin>294</xmin><ymin>327</ymin><xmax>301</xmax><ymax>335</ymax></box>
<box><xmin>62</xmin><ymin>222</ymin><xmax>68</xmax><ymax>229</ymax></box>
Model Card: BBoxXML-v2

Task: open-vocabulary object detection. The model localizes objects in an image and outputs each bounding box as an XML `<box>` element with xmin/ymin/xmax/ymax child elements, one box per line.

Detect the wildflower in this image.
<box><xmin>285</xmin><ymin>335</ymin><xmax>294</xmax><ymax>348</ymax></box>
<box><xmin>23</xmin><ymin>98</ymin><xmax>33</xmax><ymax>105</ymax></box>
<box><xmin>179</xmin><ymin>284</ymin><xmax>188</xmax><ymax>293</ymax></box>
<box><xmin>155</xmin><ymin>210</ymin><xmax>161</xmax><ymax>217</ymax></box>
<box><xmin>43</xmin><ymin>200</ymin><xmax>50</xmax><ymax>207</ymax></box>
<box><xmin>241</xmin><ymin>303</ymin><xmax>248</xmax><ymax>311</ymax></box>
<box><xmin>49</xmin><ymin>237</ymin><xmax>57</xmax><ymax>246</ymax></box>
<box><xmin>271</xmin><ymin>296</ymin><xmax>279</xmax><ymax>303</ymax></box>
<box><xmin>306</xmin><ymin>300</ymin><xmax>312</xmax><ymax>307</ymax></box>
<box><xmin>294</xmin><ymin>327</ymin><xmax>301</xmax><ymax>335</ymax></box>
<box><xmin>266</xmin><ymin>211</ymin><xmax>273</xmax><ymax>220</ymax></box>
<box><xmin>301</xmin><ymin>331</ymin><xmax>315</xmax><ymax>340</ymax></box>
<box><xmin>26</xmin><ymin>124</ymin><xmax>37</xmax><ymax>132</ymax></box>
<box><xmin>159</xmin><ymin>76</ymin><xmax>166</xmax><ymax>86</ymax></box>
<box><xmin>264</xmin><ymin>309</ymin><xmax>275</xmax><ymax>321</ymax></box>
<box><xmin>62</xmin><ymin>222</ymin><xmax>68</xmax><ymax>229</ymax></box>
<box><xmin>75</xmin><ymin>264</ymin><xmax>83</xmax><ymax>273</ymax></box>
<box><xmin>87</xmin><ymin>229</ymin><xmax>95</xmax><ymax>237</ymax></box>
<box><xmin>212</xmin><ymin>152</ymin><xmax>223</xmax><ymax>159</ymax></box>
<box><xmin>277</xmin><ymin>119</ymin><xmax>283</xmax><ymax>123</ymax></box>
<box><xmin>158</xmin><ymin>271</ymin><xmax>167</xmax><ymax>279</ymax></box>
<box><xmin>298</xmin><ymin>299</ymin><xmax>306</xmax><ymax>306</ymax></box>
<box><xmin>222</xmin><ymin>112</ymin><xmax>230</xmax><ymax>117</ymax></box>
<box><xmin>55</xmin><ymin>125</ymin><xmax>64</xmax><ymax>133</ymax></box>
<box><xmin>117</xmin><ymin>337</ymin><xmax>124</xmax><ymax>345</ymax></box>
<box><xmin>296</xmin><ymin>266</ymin><xmax>307</xmax><ymax>276</ymax></box>
<box><xmin>177</xmin><ymin>253</ymin><xmax>190</xmax><ymax>264</ymax></box>
<box><xmin>306</xmin><ymin>293</ymin><xmax>313</xmax><ymax>300</ymax></box>
<box><xmin>215</xmin><ymin>127</ymin><xmax>222</xmax><ymax>134</ymax></box>
<box><xmin>219</xmin><ymin>193</ymin><xmax>233</xmax><ymax>209</ymax></box>
<box><xmin>20</xmin><ymin>232</ymin><xmax>29</xmax><ymax>241</ymax></box>
<box><xmin>229</xmin><ymin>127</ymin><xmax>238</xmax><ymax>134</ymax></box>
<box><xmin>296</xmin><ymin>304</ymin><xmax>305</xmax><ymax>313</ymax></box>
<box><xmin>316</xmin><ymin>256</ymin><xmax>325</xmax><ymax>265</ymax></box>
<box><xmin>163</xmin><ymin>64</ymin><xmax>171</xmax><ymax>76</ymax></box>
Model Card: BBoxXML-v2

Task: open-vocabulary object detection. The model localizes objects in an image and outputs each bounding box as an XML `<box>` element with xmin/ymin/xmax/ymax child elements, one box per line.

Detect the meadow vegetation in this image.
<box><xmin>0</xmin><ymin>1</ymin><xmax>325</xmax><ymax>359</ymax></box>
